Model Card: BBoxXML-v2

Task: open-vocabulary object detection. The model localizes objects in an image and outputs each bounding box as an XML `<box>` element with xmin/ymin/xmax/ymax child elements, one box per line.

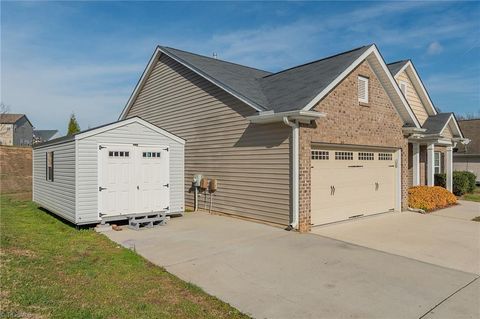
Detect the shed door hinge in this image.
<box><xmin>163</xmin><ymin>183</ymin><xmax>169</xmax><ymax>188</ymax></box>
<box><xmin>163</xmin><ymin>147</ymin><xmax>169</xmax><ymax>152</ymax></box>
<box><xmin>99</xmin><ymin>145</ymin><xmax>106</xmax><ymax>150</ymax></box>
<box><xmin>164</xmin><ymin>206</ymin><xmax>169</xmax><ymax>211</ymax></box>
<box><xmin>99</xmin><ymin>187</ymin><xmax>107</xmax><ymax>192</ymax></box>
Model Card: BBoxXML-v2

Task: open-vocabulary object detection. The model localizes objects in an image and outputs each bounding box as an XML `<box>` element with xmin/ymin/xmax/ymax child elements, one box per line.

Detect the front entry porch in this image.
<box><xmin>408</xmin><ymin>140</ymin><xmax>454</xmax><ymax>190</ymax></box>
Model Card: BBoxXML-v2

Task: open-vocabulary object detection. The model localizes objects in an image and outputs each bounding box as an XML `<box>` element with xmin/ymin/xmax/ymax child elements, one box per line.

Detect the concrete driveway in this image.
<box><xmin>105</xmin><ymin>210</ymin><xmax>479</xmax><ymax>319</ymax></box>
<box><xmin>312</xmin><ymin>200</ymin><xmax>480</xmax><ymax>274</ymax></box>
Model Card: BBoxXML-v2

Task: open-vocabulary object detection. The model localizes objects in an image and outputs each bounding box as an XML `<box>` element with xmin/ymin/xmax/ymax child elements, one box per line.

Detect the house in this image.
<box><xmin>33</xmin><ymin>130</ymin><xmax>61</xmax><ymax>144</ymax></box>
<box><xmin>0</xmin><ymin>114</ymin><xmax>33</xmax><ymax>146</ymax></box>
<box><xmin>454</xmin><ymin>119</ymin><xmax>480</xmax><ymax>183</ymax></box>
<box><xmin>117</xmin><ymin>44</ymin><xmax>467</xmax><ymax>232</ymax></box>
<box><xmin>32</xmin><ymin>117</ymin><xmax>185</xmax><ymax>225</ymax></box>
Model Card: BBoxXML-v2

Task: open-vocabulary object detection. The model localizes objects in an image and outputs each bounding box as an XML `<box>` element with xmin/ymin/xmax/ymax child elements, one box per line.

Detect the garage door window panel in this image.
<box><xmin>335</xmin><ymin>151</ymin><xmax>353</xmax><ymax>160</ymax></box>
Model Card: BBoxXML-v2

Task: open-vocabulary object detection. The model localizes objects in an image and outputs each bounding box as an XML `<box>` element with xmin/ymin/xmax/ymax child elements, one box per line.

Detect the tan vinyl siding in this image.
<box><xmin>125</xmin><ymin>54</ymin><xmax>291</xmax><ymax>225</ymax></box>
<box><xmin>442</xmin><ymin>126</ymin><xmax>453</xmax><ymax>138</ymax></box>
<box><xmin>397</xmin><ymin>71</ymin><xmax>429</xmax><ymax>125</ymax></box>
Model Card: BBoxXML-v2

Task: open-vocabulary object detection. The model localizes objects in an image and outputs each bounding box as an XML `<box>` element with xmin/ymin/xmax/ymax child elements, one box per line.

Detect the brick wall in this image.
<box><xmin>298</xmin><ymin>60</ymin><xmax>409</xmax><ymax>232</ymax></box>
<box><xmin>0</xmin><ymin>146</ymin><xmax>32</xmax><ymax>197</ymax></box>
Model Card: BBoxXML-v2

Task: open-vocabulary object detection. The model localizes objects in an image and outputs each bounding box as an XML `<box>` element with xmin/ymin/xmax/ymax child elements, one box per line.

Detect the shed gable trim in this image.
<box><xmin>301</xmin><ymin>45</ymin><xmax>421</xmax><ymax>128</ymax></box>
<box><xmin>76</xmin><ymin>117</ymin><xmax>186</xmax><ymax>144</ymax></box>
<box><xmin>119</xmin><ymin>47</ymin><xmax>265</xmax><ymax>120</ymax></box>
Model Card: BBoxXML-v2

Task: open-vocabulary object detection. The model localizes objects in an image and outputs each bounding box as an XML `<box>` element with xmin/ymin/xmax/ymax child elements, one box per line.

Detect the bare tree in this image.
<box><xmin>457</xmin><ymin>110</ymin><xmax>480</xmax><ymax>120</ymax></box>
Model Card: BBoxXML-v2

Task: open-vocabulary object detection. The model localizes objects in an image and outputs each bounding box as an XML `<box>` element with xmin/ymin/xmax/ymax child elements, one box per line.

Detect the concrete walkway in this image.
<box><xmin>106</xmin><ymin>211</ymin><xmax>479</xmax><ymax>319</ymax></box>
<box><xmin>312</xmin><ymin>201</ymin><xmax>480</xmax><ymax>274</ymax></box>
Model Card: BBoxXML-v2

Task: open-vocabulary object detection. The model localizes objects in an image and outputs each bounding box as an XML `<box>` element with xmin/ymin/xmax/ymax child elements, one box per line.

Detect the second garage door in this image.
<box><xmin>311</xmin><ymin>146</ymin><xmax>397</xmax><ymax>225</ymax></box>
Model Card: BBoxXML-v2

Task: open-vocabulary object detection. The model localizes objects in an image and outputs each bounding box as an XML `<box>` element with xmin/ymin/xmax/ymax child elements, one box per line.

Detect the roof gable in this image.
<box><xmin>119</xmin><ymin>44</ymin><xmax>421</xmax><ymax>128</ymax></box>
<box><xmin>387</xmin><ymin>60</ymin><xmax>438</xmax><ymax>116</ymax></box>
<box><xmin>422</xmin><ymin>113</ymin><xmax>463</xmax><ymax>138</ymax></box>
<box><xmin>0</xmin><ymin>114</ymin><xmax>31</xmax><ymax>126</ymax></box>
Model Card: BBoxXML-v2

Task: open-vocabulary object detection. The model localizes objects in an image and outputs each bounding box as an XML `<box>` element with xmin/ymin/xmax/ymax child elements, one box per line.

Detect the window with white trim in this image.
<box><xmin>434</xmin><ymin>152</ymin><xmax>441</xmax><ymax>174</ymax></box>
<box><xmin>399</xmin><ymin>81</ymin><xmax>408</xmax><ymax>96</ymax></box>
<box><xmin>335</xmin><ymin>151</ymin><xmax>353</xmax><ymax>160</ymax></box>
<box><xmin>358</xmin><ymin>152</ymin><xmax>374</xmax><ymax>160</ymax></box>
<box><xmin>358</xmin><ymin>76</ymin><xmax>369</xmax><ymax>103</ymax></box>
<box><xmin>378</xmin><ymin>153</ymin><xmax>393</xmax><ymax>161</ymax></box>
<box><xmin>311</xmin><ymin>150</ymin><xmax>329</xmax><ymax>160</ymax></box>
<box><xmin>109</xmin><ymin>151</ymin><xmax>130</xmax><ymax>157</ymax></box>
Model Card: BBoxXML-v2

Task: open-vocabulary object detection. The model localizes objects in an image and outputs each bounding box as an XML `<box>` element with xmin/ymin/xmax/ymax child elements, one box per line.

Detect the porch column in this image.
<box><xmin>412</xmin><ymin>143</ymin><xmax>420</xmax><ymax>186</ymax></box>
<box><xmin>446</xmin><ymin>146</ymin><xmax>453</xmax><ymax>192</ymax></box>
<box><xmin>427</xmin><ymin>143</ymin><xmax>435</xmax><ymax>186</ymax></box>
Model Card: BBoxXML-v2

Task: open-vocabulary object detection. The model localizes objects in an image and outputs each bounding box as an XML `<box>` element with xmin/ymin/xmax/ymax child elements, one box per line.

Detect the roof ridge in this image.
<box><xmin>262</xmin><ymin>44</ymin><xmax>373</xmax><ymax>79</ymax></box>
<box><xmin>160</xmin><ymin>46</ymin><xmax>272</xmax><ymax>75</ymax></box>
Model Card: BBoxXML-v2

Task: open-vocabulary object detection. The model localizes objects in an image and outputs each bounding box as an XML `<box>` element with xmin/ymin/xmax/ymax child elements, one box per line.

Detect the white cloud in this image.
<box><xmin>427</xmin><ymin>41</ymin><xmax>443</xmax><ymax>55</ymax></box>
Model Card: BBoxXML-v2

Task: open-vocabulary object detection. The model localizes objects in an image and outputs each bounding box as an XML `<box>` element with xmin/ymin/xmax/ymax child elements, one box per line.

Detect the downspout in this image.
<box><xmin>283</xmin><ymin>116</ymin><xmax>299</xmax><ymax>231</ymax></box>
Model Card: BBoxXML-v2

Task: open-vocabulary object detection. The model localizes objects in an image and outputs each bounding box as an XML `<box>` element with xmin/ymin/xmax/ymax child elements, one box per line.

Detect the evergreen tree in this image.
<box><xmin>67</xmin><ymin>113</ymin><xmax>81</xmax><ymax>136</ymax></box>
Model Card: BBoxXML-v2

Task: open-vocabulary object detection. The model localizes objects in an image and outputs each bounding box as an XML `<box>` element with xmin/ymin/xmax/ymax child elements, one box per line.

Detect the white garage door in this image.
<box><xmin>99</xmin><ymin>144</ymin><xmax>170</xmax><ymax>217</ymax></box>
<box><xmin>311</xmin><ymin>147</ymin><xmax>397</xmax><ymax>225</ymax></box>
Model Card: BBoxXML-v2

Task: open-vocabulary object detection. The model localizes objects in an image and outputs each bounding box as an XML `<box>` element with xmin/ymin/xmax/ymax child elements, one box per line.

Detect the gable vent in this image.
<box><xmin>358</xmin><ymin>76</ymin><xmax>369</xmax><ymax>103</ymax></box>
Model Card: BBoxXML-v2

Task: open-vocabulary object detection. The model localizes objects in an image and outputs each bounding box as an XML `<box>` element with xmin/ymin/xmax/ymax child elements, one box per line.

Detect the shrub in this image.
<box><xmin>434</xmin><ymin>173</ymin><xmax>446</xmax><ymax>188</ymax></box>
<box><xmin>408</xmin><ymin>186</ymin><xmax>457</xmax><ymax>212</ymax></box>
<box><xmin>453</xmin><ymin>171</ymin><xmax>477</xmax><ymax>196</ymax></box>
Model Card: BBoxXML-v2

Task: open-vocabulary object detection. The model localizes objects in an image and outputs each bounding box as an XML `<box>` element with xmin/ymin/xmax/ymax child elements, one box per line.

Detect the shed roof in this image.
<box><xmin>34</xmin><ymin>130</ymin><xmax>59</xmax><ymax>141</ymax></box>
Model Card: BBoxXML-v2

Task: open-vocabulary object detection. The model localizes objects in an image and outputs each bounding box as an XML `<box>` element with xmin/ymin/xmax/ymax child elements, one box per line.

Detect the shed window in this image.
<box><xmin>399</xmin><ymin>81</ymin><xmax>408</xmax><ymax>96</ymax></box>
<box><xmin>143</xmin><ymin>152</ymin><xmax>161</xmax><ymax>158</ymax></box>
<box><xmin>46</xmin><ymin>152</ymin><xmax>54</xmax><ymax>181</ymax></box>
<box><xmin>358</xmin><ymin>76</ymin><xmax>369</xmax><ymax>103</ymax></box>
<box><xmin>434</xmin><ymin>152</ymin><xmax>441</xmax><ymax>174</ymax></box>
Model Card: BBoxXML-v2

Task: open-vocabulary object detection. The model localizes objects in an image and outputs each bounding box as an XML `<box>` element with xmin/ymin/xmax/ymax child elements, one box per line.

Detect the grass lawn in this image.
<box><xmin>0</xmin><ymin>196</ymin><xmax>249</xmax><ymax>319</ymax></box>
<box><xmin>462</xmin><ymin>186</ymin><xmax>480</xmax><ymax>202</ymax></box>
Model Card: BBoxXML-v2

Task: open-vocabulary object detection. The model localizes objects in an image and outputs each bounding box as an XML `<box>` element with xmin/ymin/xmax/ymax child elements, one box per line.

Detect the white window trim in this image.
<box><xmin>434</xmin><ymin>151</ymin><xmax>442</xmax><ymax>174</ymax></box>
<box><xmin>399</xmin><ymin>80</ymin><xmax>408</xmax><ymax>96</ymax></box>
<box><xmin>358</xmin><ymin>76</ymin><xmax>369</xmax><ymax>103</ymax></box>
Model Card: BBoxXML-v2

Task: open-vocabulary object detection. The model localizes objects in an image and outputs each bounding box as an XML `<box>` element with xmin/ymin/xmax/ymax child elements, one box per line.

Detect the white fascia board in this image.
<box><xmin>119</xmin><ymin>47</ymin><xmax>162</xmax><ymax>120</ymax></box>
<box><xmin>76</xmin><ymin>117</ymin><xmax>186</xmax><ymax>145</ymax></box>
<box><xmin>247</xmin><ymin>110</ymin><xmax>325</xmax><ymax>124</ymax></box>
<box><xmin>119</xmin><ymin>47</ymin><xmax>265</xmax><ymax>120</ymax></box>
<box><xmin>301</xmin><ymin>46</ymin><xmax>375</xmax><ymax>111</ymax></box>
<box><xmin>370</xmin><ymin>49</ymin><xmax>421</xmax><ymax>128</ymax></box>
<box><xmin>157</xmin><ymin>48</ymin><xmax>265</xmax><ymax>113</ymax></box>
<box><xmin>301</xmin><ymin>45</ymin><xmax>420</xmax><ymax>128</ymax></box>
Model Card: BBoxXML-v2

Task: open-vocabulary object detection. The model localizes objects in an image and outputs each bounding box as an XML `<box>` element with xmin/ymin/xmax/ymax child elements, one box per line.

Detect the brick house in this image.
<box><xmin>119</xmin><ymin>44</ymin><xmax>467</xmax><ymax>232</ymax></box>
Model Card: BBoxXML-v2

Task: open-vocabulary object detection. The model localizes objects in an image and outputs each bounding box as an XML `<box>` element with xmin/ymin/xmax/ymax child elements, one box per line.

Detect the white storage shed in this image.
<box><xmin>33</xmin><ymin>117</ymin><xmax>185</xmax><ymax>225</ymax></box>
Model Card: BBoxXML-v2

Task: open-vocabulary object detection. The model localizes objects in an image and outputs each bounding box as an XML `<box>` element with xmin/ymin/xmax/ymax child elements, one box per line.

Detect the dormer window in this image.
<box><xmin>399</xmin><ymin>80</ymin><xmax>408</xmax><ymax>96</ymax></box>
<box><xmin>358</xmin><ymin>76</ymin><xmax>369</xmax><ymax>104</ymax></box>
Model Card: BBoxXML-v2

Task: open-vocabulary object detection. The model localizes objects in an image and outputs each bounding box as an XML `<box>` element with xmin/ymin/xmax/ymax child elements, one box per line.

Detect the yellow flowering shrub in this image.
<box><xmin>408</xmin><ymin>186</ymin><xmax>457</xmax><ymax>212</ymax></box>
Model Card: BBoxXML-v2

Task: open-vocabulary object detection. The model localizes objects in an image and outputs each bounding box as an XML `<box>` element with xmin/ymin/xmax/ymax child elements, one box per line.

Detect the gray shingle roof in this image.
<box><xmin>160</xmin><ymin>45</ymin><xmax>374</xmax><ymax>112</ymax></box>
<box><xmin>260</xmin><ymin>45</ymin><xmax>372</xmax><ymax>112</ymax></box>
<box><xmin>34</xmin><ymin>130</ymin><xmax>59</xmax><ymax>141</ymax></box>
<box><xmin>422</xmin><ymin>113</ymin><xmax>453</xmax><ymax>135</ymax></box>
<box><xmin>160</xmin><ymin>47</ymin><xmax>272</xmax><ymax>110</ymax></box>
<box><xmin>387</xmin><ymin>60</ymin><xmax>409</xmax><ymax>76</ymax></box>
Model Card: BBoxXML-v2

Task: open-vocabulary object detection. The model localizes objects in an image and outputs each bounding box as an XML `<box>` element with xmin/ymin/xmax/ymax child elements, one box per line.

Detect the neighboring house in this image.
<box><xmin>33</xmin><ymin>130</ymin><xmax>61</xmax><ymax>144</ymax></box>
<box><xmin>119</xmin><ymin>44</ymin><xmax>467</xmax><ymax>232</ymax></box>
<box><xmin>0</xmin><ymin>114</ymin><xmax>33</xmax><ymax>146</ymax></box>
<box><xmin>454</xmin><ymin>119</ymin><xmax>480</xmax><ymax>183</ymax></box>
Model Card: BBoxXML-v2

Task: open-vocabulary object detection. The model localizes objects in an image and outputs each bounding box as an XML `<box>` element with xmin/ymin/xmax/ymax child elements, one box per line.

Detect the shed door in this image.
<box><xmin>310</xmin><ymin>148</ymin><xmax>396</xmax><ymax>225</ymax></box>
<box><xmin>99</xmin><ymin>144</ymin><xmax>170</xmax><ymax>217</ymax></box>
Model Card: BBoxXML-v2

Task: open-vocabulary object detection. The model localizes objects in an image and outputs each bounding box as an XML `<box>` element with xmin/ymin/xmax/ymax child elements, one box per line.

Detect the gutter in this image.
<box><xmin>247</xmin><ymin>110</ymin><xmax>324</xmax><ymax>231</ymax></box>
<box><xmin>283</xmin><ymin>116</ymin><xmax>299</xmax><ymax>231</ymax></box>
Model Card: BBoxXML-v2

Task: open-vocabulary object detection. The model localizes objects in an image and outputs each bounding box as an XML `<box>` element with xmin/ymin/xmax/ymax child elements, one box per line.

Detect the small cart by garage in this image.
<box><xmin>33</xmin><ymin>117</ymin><xmax>185</xmax><ymax>225</ymax></box>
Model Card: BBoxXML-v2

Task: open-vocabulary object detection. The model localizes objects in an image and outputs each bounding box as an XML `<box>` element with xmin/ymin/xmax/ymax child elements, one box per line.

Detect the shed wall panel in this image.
<box><xmin>33</xmin><ymin>141</ymin><xmax>76</xmax><ymax>223</ymax></box>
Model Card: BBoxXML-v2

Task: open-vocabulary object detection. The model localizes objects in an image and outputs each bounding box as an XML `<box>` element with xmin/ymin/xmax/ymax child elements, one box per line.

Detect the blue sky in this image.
<box><xmin>1</xmin><ymin>1</ymin><xmax>479</xmax><ymax>133</ymax></box>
